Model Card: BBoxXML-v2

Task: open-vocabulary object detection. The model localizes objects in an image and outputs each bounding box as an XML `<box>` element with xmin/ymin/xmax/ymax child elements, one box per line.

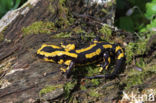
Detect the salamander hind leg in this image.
<box><xmin>87</xmin><ymin>52</ymin><xmax>111</xmax><ymax>79</ymax></box>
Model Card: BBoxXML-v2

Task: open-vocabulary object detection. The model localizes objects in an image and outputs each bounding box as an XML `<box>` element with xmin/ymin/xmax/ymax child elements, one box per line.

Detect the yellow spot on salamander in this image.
<box><xmin>105</xmin><ymin>65</ymin><xmax>109</xmax><ymax>70</ymax></box>
<box><xmin>103</xmin><ymin>44</ymin><xmax>112</xmax><ymax>49</ymax></box>
<box><xmin>44</xmin><ymin>58</ymin><xmax>55</xmax><ymax>62</ymax></box>
<box><xmin>60</xmin><ymin>67</ymin><xmax>66</xmax><ymax>72</ymax></box>
<box><xmin>99</xmin><ymin>67</ymin><xmax>103</xmax><ymax>72</ymax></box>
<box><xmin>85</xmin><ymin>48</ymin><xmax>101</xmax><ymax>58</ymax></box>
<box><xmin>117</xmin><ymin>53</ymin><xmax>124</xmax><ymax>59</ymax></box>
<box><xmin>64</xmin><ymin>60</ymin><xmax>71</xmax><ymax>66</ymax></box>
<box><xmin>76</xmin><ymin>44</ymin><xmax>96</xmax><ymax>53</ymax></box>
<box><xmin>58</xmin><ymin>59</ymin><xmax>64</xmax><ymax>64</ymax></box>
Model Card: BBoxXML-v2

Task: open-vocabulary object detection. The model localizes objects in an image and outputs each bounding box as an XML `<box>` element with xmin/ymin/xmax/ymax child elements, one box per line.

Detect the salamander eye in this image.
<box><xmin>41</xmin><ymin>46</ymin><xmax>55</xmax><ymax>53</ymax></box>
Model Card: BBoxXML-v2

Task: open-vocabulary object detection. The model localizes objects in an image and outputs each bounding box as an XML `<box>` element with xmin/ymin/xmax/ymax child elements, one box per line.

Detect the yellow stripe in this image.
<box><xmin>117</xmin><ymin>53</ymin><xmax>124</xmax><ymax>59</ymax></box>
<box><xmin>76</xmin><ymin>44</ymin><xmax>96</xmax><ymax>53</ymax></box>
<box><xmin>85</xmin><ymin>48</ymin><xmax>101</xmax><ymax>58</ymax></box>
<box><xmin>108</xmin><ymin>57</ymin><xmax>111</xmax><ymax>63</ymax></box>
<box><xmin>105</xmin><ymin>65</ymin><xmax>109</xmax><ymax>70</ymax></box>
<box><xmin>103</xmin><ymin>44</ymin><xmax>112</xmax><ymax>49</ymax></box>
<box><xmin>115</xmin><ymin>46</ymin><xmax>124</xmax><ymax>59</ymax></box>
<box><xmin>50</xmin><ymin>45</ymin><xmax>61</xmax><ymax>49</ymax></box>
<box><xmin>64</xmin><ymin>60</ymin><xmax>71</xmax><ymax>65</ymax></box>
<box><xmin>38</xmin><ymin>51</ymin><xmax>78</xmax><ymax>58</ymax></box>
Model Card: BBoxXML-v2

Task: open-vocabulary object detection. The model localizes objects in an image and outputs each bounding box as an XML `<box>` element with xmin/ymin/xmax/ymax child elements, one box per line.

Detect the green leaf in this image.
<box><xmin>12</xmin><ymin>0</ymin><xmax>21</xmax><ymax>10</ymax></box>
<box><xmin>140</xmin><ymin>19</ymin><xmax>156</xmax><ymax>32</ymax></box>
<box><xmin>5</xmin><ymin>0</ymin><xmax>14</xmax><ymax>10</ymax></box>
<box><xmin>145</xmin><ymin>0</ymin><xmax>156</xmax><ymax>20</ymax></box>
<box><xmin>119</xmin><ymin>16</ymin><xmax>134</xmax><ymax>32</ymax></box>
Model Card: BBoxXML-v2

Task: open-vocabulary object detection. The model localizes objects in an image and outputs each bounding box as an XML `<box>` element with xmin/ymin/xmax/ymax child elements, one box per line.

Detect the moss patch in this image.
<box><xmin>48</xmin><ymin>2</ymin><xmax>55</xmax><ymax>14</ymax></box>
<box><xmin>123</xmin><ymin>61</ymin><xmax>156</xmax><ymax>90</ymax></box>
<box><xmin>53</xmin><ymin>32</ymin><xmax>72</xmax><ymax>38</ymax></box>
<box><xmin>39</xmin><ymin>84</ymin><xmax>63</xmax><ymax>96</ymax></box>
<box><xmin>99</xmin><ymin>25</ymin><xmax>112</xmax><ymax>41</ymax></box>
<box><xmin>72</xmin><ymin>26</ymin><xmax>85</xmax><ymax>34</ymax></box>
<box><xmin>22</xmin><ymin>21</ymin><xmax>56</xmax><ymax>36</ymax></box>
<box><xmin>55</xmin><ymin>0</ymin><xmax>71</xmax><ymax>29</ymax></box>
<box><xmin>64</xmin><ymin>81</ymin><xmax>77</xmax><ymax>99</ymax></box>
<box><xmin>125</xmin><ymin>38</ymin><xmax>149</xmax><ymax>64</ymax></box>
<box><xmin>88</xmin><ymin>89</ymin><xmax>100</xmax><ymax>97</ymax></box>
<box><xmin>0</xmin><ymin>33</ymin><xmax>4</xmax><ymax>42</ymax></box>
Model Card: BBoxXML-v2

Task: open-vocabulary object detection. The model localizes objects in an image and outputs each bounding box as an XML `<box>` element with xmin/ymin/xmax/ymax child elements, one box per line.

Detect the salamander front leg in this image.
<box><xmin>66</xmin><ymin>61</ymin><xmax>75</xmax><ymax>78</ymax></box>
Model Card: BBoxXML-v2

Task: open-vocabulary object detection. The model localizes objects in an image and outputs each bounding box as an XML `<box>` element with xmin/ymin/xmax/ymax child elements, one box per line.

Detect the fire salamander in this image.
<box><xmin>37</xmin><ymin>40</ymin><xmax>125</xmax><ymax>79</ymax></box>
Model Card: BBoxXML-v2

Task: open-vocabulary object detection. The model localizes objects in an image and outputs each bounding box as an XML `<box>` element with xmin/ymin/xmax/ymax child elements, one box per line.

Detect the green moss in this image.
<box><xmin>101</xmin><ymin>8</ymin><xmax>108</xmax><ymax>14</ymax></box>
<box><xmin>86</xmin><ymin>66</ymin><xmax>99</xmax><ymax>77</ymax></box>
<box><xmin>124</xmin><ymin>61</ymin><xmax>156</xmax><ymax>90</ymax></box>
<box><xmin>54</xmin><ymin>0</ymin><xmax>72</xmax><ymax>29</ymax></box>
<box><xmin>64</xmin><ymin>81</ymin><xmax>77</xmax><ymax>99</ymax></box>
<box><xmin>73</xmin><ymin>26</ymin><xmax>85</xmax><ymax>34</ymax></box>
<box><xmin>68</xmin><ymin>17</ymin><xmax>75</xmax><ymax>24</ymax></box>
<box><xmin>53</xmin><ymin>32</ymin><xmax>72</xmax><ymax>38</ymax></box>
<box><xmin>136</xmin><ymin>40</ymin><xmax>147</xmax><ymax>55</ymax></box>
<box><xmin>99</xmin><ymin>25</ymin><xmax>112</xmax><ymax>41</ymax></box>
<box><xmin>22</xmin><ymin>21</ymin><xmax>56</xmax><ymax>36</ymax></box>
<box><xmin>72</xmin><ymin>26</ymin><xmax>96</xmax><ymax>40</ymax></box>
<box><xmin>85</xmin><ymin>32</ymin><xmax>96</xmax><ymax>38</ymax></box>
<box><xmin>59</xmin><ymin>0</ymin><xmax>66</xmax><ymax>4</ymax></box>
<box><xmin>80</xmin><ymin>85</ymin><xmax>87</xmax><ymax>91</ymax></box>
<box><xmin>125</xmin><ymin>42</ymin><xmax>136</xmax><ymax>63</ymax></box>
<box><xmin>125</xmin><ymin>70</ymin><xmax>152</xmax><ymax>90</ymax></box>
<box><xmin>126</xmin><ymin>73</ymin><xmax>144</xmax><ymax>89</ymax></box>
<box><xmin>82</xmin><ymin>66</ymin><xmax>101</xmax><ymax>86</ymax></box>
<box><xmin>48</xmin><ymin>3</ymin><xmax>55</xmax><ymax>14</ymax></box>
<box><xmin>88</xmin><ymin>89</ymin><xmax>100</xmax><ymax>97</ymax></box>
<box><xmin>125</xmin><ymin>31</ymin><xmax>155</xmax><ymax>64</ymax></box>
<box><xmin>39</xmin><ymin>84</ymin><xmax>63</xmax><ymax>96</ymax></box>
<box><xmin>149</xmin><ymin>64</ymin><xmax>156</xmax><ymax>73</ymax></box>
<box><xmin>107</xmin><ymin>1</ymin><xmax>114</xmax><ymax>7</ymax></box>
<box><xmin>125</xmin><ymin>39</ymin><xmax>148</xmax><ymax>64</ymax></box>
<box><xmin>0</xmin><ymin>33</ymin><xmax>4</xmax><ymax>42</ymax></box>
<box><xmin>0</xmin><ymin>26</ymin><xmax>8</xmax><ymax>42</ymax></box>
<box><xmin>55</xmin><ymin>17</ymin><xmax>70</xmax><ymax>29</ymax></box>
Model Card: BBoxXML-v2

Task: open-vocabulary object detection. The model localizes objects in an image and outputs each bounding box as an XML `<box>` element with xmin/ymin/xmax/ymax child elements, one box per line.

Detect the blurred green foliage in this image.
<box><xmin>0</xmin><ymin>0</ymin><xmax>27</xmax><ymax>19</ymax></box>
<box><xmin>145</xmin><ymin>0</ymin><xmax>156</xmax><ymax>20</ymax></box>
<box><xmin>141</xmin><ymin>0</ymin><xmax>156</xmax><ymax>32</ymax></box>
<box><xmin>116</xmin><ymin>0</ymin><xmax>156</xmax><ymax>33</ymax></box>
<box><xmin>116</xmin><ymin>0</ymin><xmax>156</xmax><ymax>64</ymax></box>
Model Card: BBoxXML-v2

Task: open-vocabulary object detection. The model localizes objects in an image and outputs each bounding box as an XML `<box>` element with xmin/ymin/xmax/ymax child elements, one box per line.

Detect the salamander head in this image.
<box><xmin>37</xmin><ymin>44</ymin><xmax>62</xmax><ymax>63</ymax></box>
